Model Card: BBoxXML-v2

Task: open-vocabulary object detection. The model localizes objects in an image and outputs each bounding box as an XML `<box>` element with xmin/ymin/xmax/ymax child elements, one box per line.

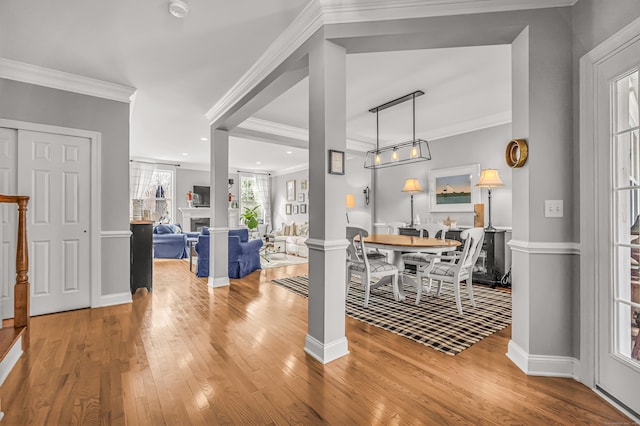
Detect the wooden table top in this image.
<box><xmin>363</xmin><ymin>233</ymin><xmax>461</xmax><ymax>248</ymax></box>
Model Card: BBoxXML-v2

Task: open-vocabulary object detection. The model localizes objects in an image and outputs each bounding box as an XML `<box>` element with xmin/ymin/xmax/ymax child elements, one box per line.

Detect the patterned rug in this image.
<box><xmin>270</xmin><ymin>275</ymin><xmax>511</xmax><ymax>356</ymax></box>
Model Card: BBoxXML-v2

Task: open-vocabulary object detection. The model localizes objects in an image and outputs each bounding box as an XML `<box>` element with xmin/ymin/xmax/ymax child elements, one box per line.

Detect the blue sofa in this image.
<box><xmin>195</xmin><ymin>228</ymin><xmax>263</xmax><ymax>278</ymax></box>
<box><xmin>152</xmin><ymin>224</ymin><xmax>198</xmax><ymax>259</ymax></box>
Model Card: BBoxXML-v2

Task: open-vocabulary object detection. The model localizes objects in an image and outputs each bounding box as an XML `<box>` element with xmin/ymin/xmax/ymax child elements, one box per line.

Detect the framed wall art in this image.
<box><xmin>286</xmin><ymin>180</ymin><xmax>296</xmax><ymax>201</ymax></box>
<box><xmin>293</xmin><ymin>205</ymin><xmax>299</xmax><ymax>214</ymax></box>
<box><xmin>297</xmin><ymin>193</ymin><xmax>305</xmax><ymax>202</ymax></box>
<box><xmin>429</xmin><ymin>164</ymin><xmax>481</xmax><ymax>212</ymax></box>
<box><xmin>285</xmin><ymin>204</ymin><xmax>292</xmax><ymax>215</ymax></box>
<box><xmin>300</xmin><ymin>179</ymin><xmax>307</xmax><ymax>191</ymax></box>
<box><xmin>328</xmin><ymin>150</ymin><xmax>344</xmax><ymax>175</ymax></box>
<box><xmin>300</xmin><ymin>204</ymin><xmax>307</xmax><ymax>214</ymax></box>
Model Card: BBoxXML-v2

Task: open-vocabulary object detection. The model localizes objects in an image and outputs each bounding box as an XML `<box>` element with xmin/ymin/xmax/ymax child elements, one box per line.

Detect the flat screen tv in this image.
<box><xmin>192</xmin><ymin>185</ymin><xmax>210</xmax><ymax>207</ymax></box>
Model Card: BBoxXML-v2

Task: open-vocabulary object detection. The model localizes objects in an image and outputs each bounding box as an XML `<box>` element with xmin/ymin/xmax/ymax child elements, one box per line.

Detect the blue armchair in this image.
<box><xmin>152</xmin><ymin>224</ymin><xmax>198</xmax><ymax>259</ymax></box>
<box><xmin>195</xmin><ymin>228</ymin><xmax>263</xmax><ymax>278</ymax></box>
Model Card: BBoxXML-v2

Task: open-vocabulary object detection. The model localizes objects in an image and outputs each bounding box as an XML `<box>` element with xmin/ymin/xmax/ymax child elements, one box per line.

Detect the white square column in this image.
<box><xmin>304</xmin><ymin>38</ymin><xmax>350</xmax><ymax>364</ymax></box>
<box><xmin>209</xmin><ymin>128</ymin><xmax>230</xmax><ymax>288</ymax></box>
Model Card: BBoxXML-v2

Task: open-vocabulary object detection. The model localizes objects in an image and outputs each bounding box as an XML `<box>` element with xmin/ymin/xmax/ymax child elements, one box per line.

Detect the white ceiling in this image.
<box><xmin>0</xmin><ymin>0</ymin><xmax>511</xmax><ymax>173</ymax></box>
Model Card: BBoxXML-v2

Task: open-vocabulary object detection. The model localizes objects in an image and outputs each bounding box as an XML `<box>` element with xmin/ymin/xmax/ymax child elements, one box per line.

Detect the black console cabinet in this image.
<box><xmin>399</xmin><ymin>227</ymin><xmax>507</xmax><ymax>287</ymax></box>
<box><xmin>130</xmin><ymin>221</ymin><xmax>153</xmax><ymax>293</ymax></box>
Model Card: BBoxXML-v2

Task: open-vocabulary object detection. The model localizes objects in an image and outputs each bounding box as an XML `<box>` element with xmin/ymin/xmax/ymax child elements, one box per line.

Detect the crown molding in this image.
<box><xmin>238</xmin><ymin>117</ymin><xmax>373</xmax><ymax>152</ymax></box>
<box><xmin>0</xmin><ymin>57</ymin><xmax>136</xmax><ymax>103</ymax></box>
<box><xmin>207</xmin><ymin>0</ymin><xmax>576</xmax><ymax>127</ymax></box>
<box><xmin>270</xmin><ymin>163</ymin><xmax>309</xmax><ymax>176</ymax></box>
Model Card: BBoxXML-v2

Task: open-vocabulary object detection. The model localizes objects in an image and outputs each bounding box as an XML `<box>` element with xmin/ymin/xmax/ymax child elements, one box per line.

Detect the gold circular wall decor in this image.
<box><xmin>505</xmin><ymin>139</ymin><xmax>528</xmax><ymax>168</ymax></box>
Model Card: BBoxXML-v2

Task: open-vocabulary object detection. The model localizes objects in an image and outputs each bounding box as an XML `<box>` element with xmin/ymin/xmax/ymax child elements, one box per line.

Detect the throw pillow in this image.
<box><xmin>201</xmin><ymin>227</ymin><xmax>210</xmax><ymax>235</ymax></box>
<box><xmin>155</xmin><ymin>224</ymin><xmax>172</xmax><ymax>234</ymax></box>
<box><xmin>293</xmin><ymin>223</ymin><xmax>300</xmax><ymax>236</ymax></box>
<box><xmin>283</xmin><ymin>224</ymin><xmax>292</xmax><ymax>236</ymax></box>
<box><xmin>299</xmin><ymin>222</ymin><xmax>309</xmax><ymax>236</ymax></box>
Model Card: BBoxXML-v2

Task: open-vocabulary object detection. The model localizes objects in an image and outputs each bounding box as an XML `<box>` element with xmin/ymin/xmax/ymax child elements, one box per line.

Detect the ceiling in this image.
<box><xmin>0</xmin><ymin>0</ymin><xmax>511</xmax><ymax>173</ymax></box>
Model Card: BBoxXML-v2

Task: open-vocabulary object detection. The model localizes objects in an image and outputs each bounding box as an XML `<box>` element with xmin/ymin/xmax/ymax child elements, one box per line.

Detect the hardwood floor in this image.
<box><xmin>0</xmin><ymin>259</ymin><xmax>630</xmax><ymax>424</ymax></box>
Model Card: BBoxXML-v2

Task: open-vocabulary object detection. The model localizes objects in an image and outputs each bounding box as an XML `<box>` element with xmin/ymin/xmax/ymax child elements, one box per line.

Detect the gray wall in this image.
<box><xmin>0</xmin><ymin>78</ymin><xmax>130</xmax><ymax>297</ymax></box>
<box><xmin>271</xmin><ymin>169</ymin><xmax>309</xmax><ymax>229</ymax></box>
<box><xmin>375</xmin><ymin>124</ymin><xmax>512</xmax><ymax>228</ymax></box>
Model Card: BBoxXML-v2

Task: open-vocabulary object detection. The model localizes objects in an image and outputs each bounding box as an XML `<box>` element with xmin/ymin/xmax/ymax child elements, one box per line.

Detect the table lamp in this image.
<box><xmin>401</xmin><ymin>178</ymin><xmax>422</xmax><ymax>227</ymax></box>
<box><xmin>475</xmin><ymin>169</ymin><xmax>504</xmax><ymax>231</ymax></box>
<box><xmin>346</xmin><ymin>193</ymin><xmax>355</xmax><ymax>223</ymax></box>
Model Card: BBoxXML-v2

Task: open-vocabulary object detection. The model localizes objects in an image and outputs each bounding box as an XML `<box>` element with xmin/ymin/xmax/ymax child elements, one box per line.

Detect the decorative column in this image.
<box><xmin>304</xmin><ymin>38</ymin><xmax>349</xmax><ymax>363</ymax></box>
<box><xmin>209</xmin><ymin>128</ymin><xmax>230</xmax><ymax>287</ymax></box>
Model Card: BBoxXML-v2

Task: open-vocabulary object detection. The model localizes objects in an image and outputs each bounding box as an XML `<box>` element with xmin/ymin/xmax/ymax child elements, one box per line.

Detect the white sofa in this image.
<box><xmin>272</xmin><ymin>222</ymin><xmax>309</xmax><ymax>257</ymax></box>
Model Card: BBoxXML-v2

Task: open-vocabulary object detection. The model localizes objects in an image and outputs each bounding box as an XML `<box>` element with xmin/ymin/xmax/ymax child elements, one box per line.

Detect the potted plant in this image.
<box><xmin>240</xmin><ymin>206</ymin><xmax>259</xmax><ymax>230</ymax></box>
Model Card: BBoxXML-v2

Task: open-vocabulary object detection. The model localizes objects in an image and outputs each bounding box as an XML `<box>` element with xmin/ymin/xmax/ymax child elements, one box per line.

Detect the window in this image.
<box><xmin>240</xmin><ymin>174</ymin><xmax>270</xmax><ymax>227</ymax></box>
<box><xmin>130</xmin><ymin>162</ymin><xmax>175</xmax><ymax>223</ymax></box>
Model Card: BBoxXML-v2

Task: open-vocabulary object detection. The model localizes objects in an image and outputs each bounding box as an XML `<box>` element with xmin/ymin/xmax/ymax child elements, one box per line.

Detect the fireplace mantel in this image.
<box><xmin>178</xmin><ymin>207</ymin><xmax>210</xmax><ymax>231</ymax></box>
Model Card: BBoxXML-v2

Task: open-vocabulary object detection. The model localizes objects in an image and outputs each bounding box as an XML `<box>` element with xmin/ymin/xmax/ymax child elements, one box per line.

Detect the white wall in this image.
<box><xmin>271</xmin><ymin>169</ymin><xmax>309</xmax><ymax>229</ymax></box>
<box><xmin>375</xmin><ymin>124</ymin><xmax>512</xmax><ymax>229</ymax></box>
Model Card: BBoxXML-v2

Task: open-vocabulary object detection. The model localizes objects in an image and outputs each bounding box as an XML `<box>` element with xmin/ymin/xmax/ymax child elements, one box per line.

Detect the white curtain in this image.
<box><xmin>254</xmin><ymin>174</ymin><xmax>271</xmax><ymax>227</ymax></box>
<box><xmin>130</xmin><ymin>161</ymin><xmax>155</xmax><ymax>199</ymax></box>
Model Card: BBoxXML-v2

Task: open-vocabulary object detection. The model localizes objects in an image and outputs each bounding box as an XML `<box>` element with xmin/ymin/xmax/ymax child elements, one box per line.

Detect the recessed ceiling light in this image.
<box><xmin>286</xmin><ymin>151</ymin><xmax>292</xmax><ymax>154</ymax></box>
<box><xmin>256</xmin><ymin>161</ymin><xmax>262</xmax><ymax>165</ymax></box>
<box><xmin>201</xmin><ymin>137</ymin><xmax>208</xmax><ymax>141</ymax></box>
<box><xmin>182</xmin><ymin>152</ymin><xmax>189</xmax><ymax>156</ymax></box>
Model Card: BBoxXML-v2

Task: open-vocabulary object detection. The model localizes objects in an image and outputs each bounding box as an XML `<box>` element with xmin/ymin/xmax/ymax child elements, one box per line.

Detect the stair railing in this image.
<box><xmin>0</xmin><ymin>195</ymin><xmax>30</xmax><ymax>349</ymax></box>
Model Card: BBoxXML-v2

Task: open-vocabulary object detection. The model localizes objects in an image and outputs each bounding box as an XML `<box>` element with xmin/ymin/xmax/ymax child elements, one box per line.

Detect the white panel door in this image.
<box><xmin>596</xmin><ymin>37</ymin><xmax>640</xmax><ymax>415</ymax></box>
<box><xmin>0</xmin><ymin>128</ymin><xmax>17</xmax><ymax>319</ymax></box>
<box><xmin>17</xmin><ymin>130</ymin><xmax>91</xmax><ymax>315</ymax></box>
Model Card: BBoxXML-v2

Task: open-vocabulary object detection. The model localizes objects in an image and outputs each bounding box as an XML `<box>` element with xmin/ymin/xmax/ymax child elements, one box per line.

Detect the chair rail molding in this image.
<box><xmin>305</xmin><ymin>238</ymin><xmax>350</xmax><ymax>251</ymax></box>
<box><xmin>508</xmin><ymin>239</ymin><xmax>580</xmax><ymax>255</ymax></box>
<box><xmin>101</xmin><ymin>230</ymin><xmax>133</xmax><ymax>238</ymax></box>
<box><xmin>0</xmin><ymin>58</ymin><xmax>136</xmax><ymax>103</ymax></box>
<box><xmin>206</xmin><ymin>0</ymin><xmax>576</xmax><ymax>127</ymax></box>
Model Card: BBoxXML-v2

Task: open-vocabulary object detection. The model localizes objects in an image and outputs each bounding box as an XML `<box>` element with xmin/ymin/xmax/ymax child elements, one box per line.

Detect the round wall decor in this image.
<box><xmin>505</xmin><ymin>139</ymin><xmax>528</xmax><ymax>168</ymax></box>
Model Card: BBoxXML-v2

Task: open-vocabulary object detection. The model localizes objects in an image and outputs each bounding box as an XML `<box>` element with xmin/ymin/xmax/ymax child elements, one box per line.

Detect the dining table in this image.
<box><xmin>362</xmin><ymin>233</ymin><xmax>462</xmax><ymax>301</ymax></box>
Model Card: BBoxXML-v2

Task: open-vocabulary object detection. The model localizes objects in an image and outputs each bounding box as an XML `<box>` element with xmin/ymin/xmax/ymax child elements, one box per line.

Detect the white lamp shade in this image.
<box><xmin>401</xmin><ymin>178</ymin><xmax>422</xmax><ymax>192</ymax></box>
<box><xmin>476</xmin><ymin>169</ymin><xmax>504</xmax><ymax>188</ymax></box>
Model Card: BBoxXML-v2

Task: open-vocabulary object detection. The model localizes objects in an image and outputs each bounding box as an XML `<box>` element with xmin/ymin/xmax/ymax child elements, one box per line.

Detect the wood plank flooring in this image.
<box><xmin>0</xmin><ymin>259</ymin><xmax>630</xmax><ymax>424</ymax></box>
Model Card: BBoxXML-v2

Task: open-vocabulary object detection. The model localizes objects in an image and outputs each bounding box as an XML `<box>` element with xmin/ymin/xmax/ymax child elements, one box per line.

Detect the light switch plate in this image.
<box><xmin>544</xmin><ymin>200</ymin><xmax>563</xmax><ymax>218</ymax></box>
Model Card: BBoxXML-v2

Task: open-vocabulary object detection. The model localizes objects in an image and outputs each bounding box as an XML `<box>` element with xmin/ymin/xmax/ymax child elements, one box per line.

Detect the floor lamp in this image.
<box><xmin>401</xmin><ymin>178</ymin><xmax>422</xmax><ymax>227</ymax></box>
<box><xmin>346</xmin><ymin>193</ymin><xmax>355</xmax><ymax>223</ymax></box>
<box><xmin>475</xmin><ymin>169</ymin><xmax>504</xmax><ymax>231</ymax></box>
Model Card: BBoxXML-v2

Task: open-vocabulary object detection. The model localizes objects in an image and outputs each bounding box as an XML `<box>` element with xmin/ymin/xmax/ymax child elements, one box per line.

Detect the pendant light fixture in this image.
<box><xmin>364</xmin><ymin>90</ymin><xmax>432</xmax><ymax>169</ymax></box>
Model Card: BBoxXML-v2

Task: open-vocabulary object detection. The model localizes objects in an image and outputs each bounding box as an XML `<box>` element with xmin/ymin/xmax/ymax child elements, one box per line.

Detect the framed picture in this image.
<box><xmin>230</xmin><ymin>201</ymin><xmax>239</xmax><ymax>209</ymax></box>
<box><xmin>297</xmin><ymin>193</ymin><xmax>305</xmax><ymax>202</ymax></box>
<box><xmin>286</xmin><ymin>180</ymin><xmax>296</xmax><ymax>201</ymax></box>
<box><xmin>300</xmin><ymin>179</ymin><xmax>307</xmax><ymax>191</ymax></box>
<box><xmin>429</xmin><ymin>164</ymin><xmax>481</xmax><ymax>212</ymax></box>
<box><xmin>328</xmin><ymin>149</ymin><xmax>345</xmax><ymax>175</ymax></box>
<box><xmin>300</xmin><ymin>204</ymin><xmax>307</xmax><ymax>214</ymax></box>
<box><xmin>293</xmin><ymin>205</ymin><xmax>299</xmax><ymax>214</ymax></box>
<box><xmin>285</xmin><ymin>204</ymin><xmax>292</xmax><ymax>215</ymax></box>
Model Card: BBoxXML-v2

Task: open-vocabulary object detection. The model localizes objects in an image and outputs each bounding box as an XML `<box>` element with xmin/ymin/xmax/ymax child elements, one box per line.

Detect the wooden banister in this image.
<box><xmin>0</xmin><ymin>195</ymin><xmax>30</xmax><ymax>349</ymax></box>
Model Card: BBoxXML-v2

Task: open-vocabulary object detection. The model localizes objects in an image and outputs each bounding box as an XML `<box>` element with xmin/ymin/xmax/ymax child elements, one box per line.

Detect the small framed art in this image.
<box><xmin>297</xmin><ymin>193</ymin><xmax>305</xmax><ymax>202</ymax></box>
<box><xmin>286</xmin><ymin>180</ymin><xmax>296</xmax><ymax>201</ymax></box>
<box><xmin>293</xmin><ymin>205</ymin><xmax>299</xmax><ymax>214</ymax></box>
<box><xmin>300</xmin><ymin>204</ymin><xmax>307</xmax><ymax>214</ymax></box>
<box><xmin>285</xmin><ymin>204</ymin><xmax>292</xmax><ymax>215</ymax></box>
<box><xmin>328</xmin><ymin>150</ymin><xmax>344</xmax><ymax>175</ymax></box>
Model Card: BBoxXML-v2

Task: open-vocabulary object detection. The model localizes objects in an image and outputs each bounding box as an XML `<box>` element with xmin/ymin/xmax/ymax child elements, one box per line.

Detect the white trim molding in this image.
<box><xmin>0</xmin><ymin>335</ymin><xmax>22</xmax><ymax>386</ymax></box>
<box><xmin>101</xmin><ymin>230</ymin><xmax>132</xmax><ymax>238</ymax></box>
<box><xmin>99</xmin><ymin>292</ymin><xmax>133</xmax><ymax>308</ymax></box>
<box><xmin>206</xmin><ymin>0</ymin><xmax>576</xmax><ymax>126</ymax></box>
<box><xmin>508</xmin><ymin>239</ymin><xmax>580</xmax><ymax>255</ymax></box>
<box><xmin>305</xmin><ymin>238</ymin><xmax>350</xmax><ymax>251</ymax></box>
<box><xmin>0</xmin><ymin>58</ymin><xmax>136</xmax><ymax>103</ymax></box>
<box><xmin>507</xmin><ymin>340</ymin><xmax>578</xmax><ymax>379</ymax></box>
<box><xmin>304</xmin><ymin>334</ymin><xmax>349</xmax><ymax>364</ymax></box>
<box><xmin>208</xmin><ymin>276</ymin><xmax>230</xmax><ymax>288</ymax></box>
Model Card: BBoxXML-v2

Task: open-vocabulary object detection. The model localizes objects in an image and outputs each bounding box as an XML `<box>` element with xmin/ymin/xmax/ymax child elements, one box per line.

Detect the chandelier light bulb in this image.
<box><xmin>392</xmin><ymin>148</ymin><xmax>399</xmax><ymax>161</ymax></box>
<box><xmin>411</xmin><ymin>143</ymin><xmax>418</xmax><ymax>158</ymax></box>
<box><xmin>375</xmin><ymin>152</ymin><xmax>381</xmax><ymax>164</ymax></box>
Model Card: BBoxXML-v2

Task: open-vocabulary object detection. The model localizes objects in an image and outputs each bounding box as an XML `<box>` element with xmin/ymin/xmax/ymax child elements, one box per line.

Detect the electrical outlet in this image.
<box><xmin>544</xmin><ymin>200</ymin><xmax>563</xmax><ymax>218</ymax></box>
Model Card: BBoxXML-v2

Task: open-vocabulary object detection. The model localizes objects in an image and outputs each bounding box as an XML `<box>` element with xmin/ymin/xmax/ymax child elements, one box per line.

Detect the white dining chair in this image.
<box><xmin>416</xmin><ymin>227</ymin><xmax>485</xmax><ymax>314</ymax></box>
<box><xmin>346</xmin><ymin>226</ymin><xmax>400</xmax><ymax>308</ymax></box>
<box><xmin>401</xmin><ymin>223</ymin><xmax>449</xmax><ymax>293</ymax></box>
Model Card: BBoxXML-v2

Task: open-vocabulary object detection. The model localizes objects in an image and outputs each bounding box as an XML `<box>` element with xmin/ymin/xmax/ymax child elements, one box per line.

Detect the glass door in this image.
<box><xmin>597</xmin><ymin>41</ymin><xmax>640</xmax><ymax>416</ymax></box>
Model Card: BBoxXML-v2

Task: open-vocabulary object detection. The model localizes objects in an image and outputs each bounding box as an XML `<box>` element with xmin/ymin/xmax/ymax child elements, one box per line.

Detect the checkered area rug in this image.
<box><xmin>270</xmin><ymin>275</ymin><xmax>511</xmax><ymax>356</ymax></box>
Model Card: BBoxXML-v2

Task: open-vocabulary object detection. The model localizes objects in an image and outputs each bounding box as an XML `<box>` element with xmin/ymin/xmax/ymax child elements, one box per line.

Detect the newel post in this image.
<box><xmin>14</xmin><ymin>196</ymin><xmax>29</xmax><ymax>349</ymax></box>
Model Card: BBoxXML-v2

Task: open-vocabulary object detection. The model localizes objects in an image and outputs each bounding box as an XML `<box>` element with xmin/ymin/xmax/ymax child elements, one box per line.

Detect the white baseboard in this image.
<box><xmin>507</xmin><ymin>340</ymin><xmax>577</xmax><ymax>378</ymax></box>
<box><xmin>98</xmin><ymin>292</ymin><xmax>132</xmax><ymax>308</ymax></box>
<box><xmin>0</xmin><ymin>335</ymin><xmax>22</xmax><ymax>386</ymax></box>
<box><xmin>304</xmin><ymin>335</ymin><xmax>349</xmax><ymax>364</ymax></box>
<box><xmin>208</xmin><ymin>276</ymin><xmax>230</xmax><ymax>288</ymax></box>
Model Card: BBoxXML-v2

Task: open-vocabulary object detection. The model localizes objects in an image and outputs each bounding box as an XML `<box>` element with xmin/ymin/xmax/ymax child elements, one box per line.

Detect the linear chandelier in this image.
<box><xmin>364</xmin><ymin>90</ymin><xmax>432</xmax><ymax>169</ymax></box>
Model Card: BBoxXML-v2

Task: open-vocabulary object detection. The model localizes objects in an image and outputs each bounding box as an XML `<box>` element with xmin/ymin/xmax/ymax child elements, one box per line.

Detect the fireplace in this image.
<box><xmin>192</xmin><ymin>217</ymin><xmax>210</xmax><ymax>232</ymax></box>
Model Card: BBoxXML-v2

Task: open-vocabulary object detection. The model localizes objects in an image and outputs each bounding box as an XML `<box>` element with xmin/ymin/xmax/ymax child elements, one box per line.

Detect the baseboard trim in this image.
<box><xmin>0</xmin><ymin>335</ymin><xmax>22</xmax><ymax>387</ymax></box>
<box><xmin>99</xmin><ymin>292</ymin><xmax>132</xmax><ymax>308</ymax></box>
<box><xmin>208</xmin><ymin>276</ymin><xmax>230</xmax><ymax>288</ymax></box>
<box><xmin>507</xmin><ymin>340</ymin><xmax>577</xmax><ymax>378</ymax></box>
<box><xmin>304</xmin><ymin>335</ymin><xmax>349</xmax><ymax>364</ymax></box>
